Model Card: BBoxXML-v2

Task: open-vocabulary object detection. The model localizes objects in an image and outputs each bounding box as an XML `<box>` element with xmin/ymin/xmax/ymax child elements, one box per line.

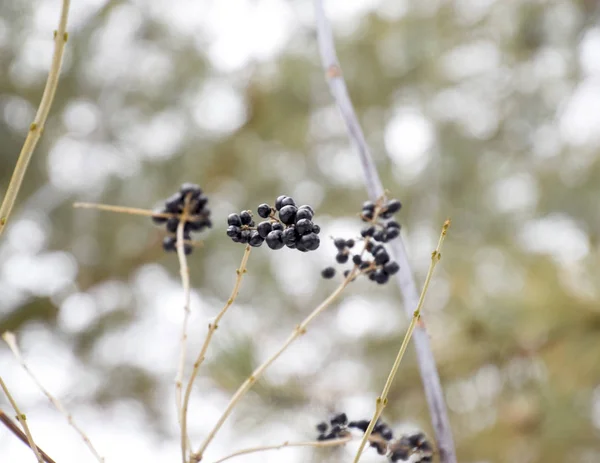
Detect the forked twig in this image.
<box><xmin>313</xmin><ymin>2</ymin><xmax>457</xmax><ymax>462</ymax></box>
<box><xmin>352</xmin><ymin>220</ymin><xmax>451</xmax><ymax>462</ymax></box>
<box><xmin>0</xmin><ymin>0</ymin><xmax>70</xmax><ymax>238</ymax></box>
<box><xmin>2</xmin><ymin>332</ymin><xmax>105</xmax><ymax>462</ymax></box>
<box><xmin>181</xmin><ymin>245</ymin><xmax>252</xmax><ymax>461</ymax></box>
<box><xmin>190</xmin><ymin>268</ymin><xmax>358</xmax><ymax>462</ymax></box>
<box><xmin>0</xmin><ymin>378</ymin><xmax>44</xmax><ymax>463</ymax></box>
<box><xmin>211</xmin><ymin>435</ymin><xmax>353</xmax><ymax>463</ymax></box>
<box><xmin>0</xmin><ymin>408</ymin><xmax>57</xmax><ymax>463</ymax></box>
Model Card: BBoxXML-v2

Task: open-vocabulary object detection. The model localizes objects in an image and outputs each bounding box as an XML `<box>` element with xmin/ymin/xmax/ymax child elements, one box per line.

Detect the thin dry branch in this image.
<box><xmin>175</xmin><ymin>200</ymin><xmax>192</xmax><ymax>461</ymax></box>
<box><xmin>0</xmin><ymin>378</ymin><xmax>44</xmax><ymax>463</ymax></box>
<box><xmin>190</xmin><ymin>268</ymin><xmax>358</xmax><ymax>462</ymax></box>
<box><xmin>0</xmin><ymin>408</ymin><xmax>56</xmax><ymax>463</ymax></box>
<box><xmin>352</xmin><ymin>220</ymin><xmax>451</xmax><ymax>462</ymax></box>
<box><xmin>313</xmin><ymin>2</ymin><xmax>457</xmax><ymax>462</ymax></box>
<box><xmin>0</xmin><ymin>0</ymin><xmax>71</xmax><ymax>238</ymax></box>
<box><xmin>181</xmin><ymin>245</ymin><xmax>252</xmax><ymax>461</ymax></box>
<box><xmin>211</xmin><ymin>435</ymin><xmax>353</xmax><ymax>463</ymax></box>
<box><xmin>2</xmin><ymin>332</ymin><xmax>105</xmax><ymax>463</ymax></box>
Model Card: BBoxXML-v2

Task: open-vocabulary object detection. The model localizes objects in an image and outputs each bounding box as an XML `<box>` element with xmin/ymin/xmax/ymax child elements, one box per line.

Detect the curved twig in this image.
<box><xmin>313</xmin><ymin>3</ymin><xmax>457</xmax><ymax>462</ymax></box>
<box><xmin>0</xmin><ymin>0</ymin><xmax>71</xmax><ymax>238</ymax></box>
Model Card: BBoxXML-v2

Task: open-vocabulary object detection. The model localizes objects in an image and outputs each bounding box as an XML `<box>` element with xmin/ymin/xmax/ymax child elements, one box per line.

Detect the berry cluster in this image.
<box><xmin>226</xmin><ymin>195</ymin><xmax>321</xmax><ymax>252</ymax></box>
<box><xmin>315</xmin><ymin>414</ymin><xmax>432</xmax><ymax>462</ymax></box>
<box><xmin>321</xmin><ymin>197</ymin><xmax>402</xmax><ymax>284</ymax></box>
<box><xmin>151</xmin><ymin>183</ymin><xmax>212</xmax><ymax>255</ymax></box>
<box><xmin>316</xmin><ymin>413</ymin><xmax>350</xmax><ymax>441</ymax></box>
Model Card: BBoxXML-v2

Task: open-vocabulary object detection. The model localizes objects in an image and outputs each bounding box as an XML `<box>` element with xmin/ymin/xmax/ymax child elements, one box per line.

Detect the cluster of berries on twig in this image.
<box><xmin>316</xmin><ymin>414</ymin><xmax>432</xmax><ymax>462</ymax></box>
<box><xmin>321</xmin><ymin>197</ymin><xmax>402</xmax><ymax>284</ymax></box>
<box><xmin>151</xmin><ymin>183</ymin><xmax>212</xmax><ymax>255</ymax></box>
<box><xmin>226</xmin><ymin>195</ymin><xmax>321</xmax><ymax>251</ymax></box>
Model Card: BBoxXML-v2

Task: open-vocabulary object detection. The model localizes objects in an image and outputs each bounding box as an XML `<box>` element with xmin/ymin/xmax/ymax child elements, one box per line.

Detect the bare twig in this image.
<box><xmin>0</xmin><ymin>408</ymin><xmax>57</xmax><ymax>463</ymax></box>
<box><xmin>181</xmin><ymin>245</ymin><xmax>252</xmax><ymax>461</ymax></box>
<box><xmin>0</xmin><ymin>0</ymin><xmax>70</xmax><ymax>239</ymax></box>
<box><xmin>0</xmin><ymin>377</ymin><xmax>44</xmax><ymax>463</ymax></box>
<box><xmin>190</xmin><ymin>268</ymin><xmax>358</xmax><ymax>462</ymax></box>
<box><xmin>211</xmin><ymin>435</ymin><xmax>353</xmax><ymax>463</ymax></box>
<box><xmin>2</xmin><ymin>332</ymin><xmax>105</xmax><ymax>462</ymax></box>
<box><xmin>313</xmin><ymin>3</ymin><xmax>457</xmax><ymax>462</ymax></box>
<box><xmin>73</xmin><ymin>202</ymin><xmax>170</xmax><ymax>218</ymax></box>
<box><xmin>175</xmin><ymin>200</ymin><xmax>192</xmax><ymax>461</ymax></box>
<box><xmin>352</xmin><ymin>220</ymin><xmax>451</xmax><ymax>462</ymax></box>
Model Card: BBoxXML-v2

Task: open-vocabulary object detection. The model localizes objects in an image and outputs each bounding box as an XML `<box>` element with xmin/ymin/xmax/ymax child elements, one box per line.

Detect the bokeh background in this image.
<box><xmin>1</xmin><ymin>0</ymin><xmax>600</xmax><ymax>462</ymax></box>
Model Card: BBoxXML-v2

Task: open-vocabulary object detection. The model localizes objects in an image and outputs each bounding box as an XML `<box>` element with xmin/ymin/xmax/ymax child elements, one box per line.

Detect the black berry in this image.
<box><xmin>266</xmin><ymin>230</ymin><xmax>284</xmax><ymax>250</ymax></box>
<box><xmin>227</xmin><ymin>213</ymin><xmax>242</xmax><ymax>227</ymax></box>
<box><xmin>257</xmin><ymin>221</ymin><xmax>272</xmax><ymax>238</ymax></box>
<box><xmin>257</xmin><ymin>203</ymin><xmax>272</xmax><ymax>219</ymax></box>
<box><xmin>278</xmin><ymin>205</ymin><xmax>297</xmax><ymax>225</ymax></box>
<box><xmin>321</xmin><ymin>267</ymin><xmax>336</xmax><ymax>279</ymax></box>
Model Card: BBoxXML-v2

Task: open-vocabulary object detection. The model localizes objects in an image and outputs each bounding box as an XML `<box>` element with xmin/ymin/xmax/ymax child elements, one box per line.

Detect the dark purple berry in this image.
<box><xmin>321</xmin><ymin>267</ymin><xmax>336</xmax><ymax>279</ymax></box>
<box><xmin>346</xmin><ymin>239</ymin><xmax>355</xmax><ymax>248</ymax></box>
<box><xmin>334</xmin><ymin>238</ymin><xmax>347</xmax><ymax>250</ymax></box>
<box><xmin>384</xmin><ymin>261</ymin><xmax>400</xmax><ymax>275</ymax></box>
<box><xmin>348</xmin><ymin>420</ymin><xmax>370</xmax><ymax>432</ymax></box>
<box><xmin>361</xmin><ymin>209</ymin><xmax>374</xmax><ymax>221</ymax></box>
<box><xmin>330</xmin><ymin>413</ymin><xmax>347</xmax><ymax>426</ymax></box>
<box><xmin>386</xmin><ymin>227</ymin><xmax>400</xmax><ymax>240</ymax></box>
<box><xmin>295</xmin><ymin>218</ymin><xmax>313</xmax><ymax>235</ymax></box>
<box><xmin>240</xmin><ymin>210</ymin><xmax>253</xmax><ymax>225</ymax></box>
<box><xmin>298</xmin><ymin>204</ymin><xmax>314</xmax><ymax>215</ymax></box>
<box><xmin>227</xmin><ymin>213</ymin><xmax>242</xmax><ymax>227</ymax></box>
<box><xmin>359</xmin><ymin>261</ymin><xmax>371</xmax><ymax>270</ymax></box>
<box><xmin>373</xmin><ymin>269</ymin><xmax>389</xmax><ymax>284</ymax></box>
<box><xmin>272</xmin><ymin>222</ymin><xmax>284</xmax><ymax>231</ymax></box>
<box><xmin>362</xmin><ymin>201</ymin><xmax>376</xmax><ymax>212</ymax></box>
<box><xmin>386</xmin><ymin>220</ymin><xmax>401</xmax><ymax>229</ymax></box>
<box><xmin>336</xmin><ymin>253</ymin><xmax>349</xmax><ymax>264</ymax></box>
<box><xmin>226</xmin><ymin>225</ymin><xmax>240</xmax><ymax>237</ymax></box>
<box><xmin>282</xmin><ymin>227</ymin><xmax>298</xmax><ymax>246</ymax></box>
<box><xmin>278</xmin><ymin>205</ymin><xmax>297</xmax><ymax>225</ymax></box>
<box><xmin>257</xmin><ymin>221</ymin><xmax>272</xmax><ymax>238</ymax></box>
<box><xmin>239</xmin><ymin>230</ymin><xmax>251</xmax><ymax>244</ymax></box>
<box><xmin>361</xmin><ymin>226</ymin><xmax>375</xmax><ymax>237</ymax></box>
<box><xmin>374</xmin><ymin>249</ymin><xmax>390</xmax><ymax>265</ymax></box>
<box><xmin>373</xmin><ymin>230</ymin><xmax>386</xmax><ymax>242</ymax></box>
<box><xmin>166</xmin><ymin>217</ymin><xmax>180</xmax><ymax>233</ymax></box>
<box><xmin>275</xmin><ymin>195</ymin><xmax>288</xmax><ymax>210</ymax></box>
<box><xmin>352</xmin><ymin>255</ymin><xmax>362</xmax><ymax>265</ymax></box>
<box><xmin>165</xmin><ymin>193</ymin><xmax>183</xmax><ymax>213</ymax></box>
<box><xmin>162</xmin><ymin>236</ymin><xmax>176</xmax><ymax>252</ymax></box>
<box><xmin>300</xmin><ymin>233</ymin><xmax>320</xmax><ymax>251</ymax></box>
<box><xmin>295</xmin><ymin>208</ymin><xmax>313</xmax><ymax>221</ymax></box>
<box><xmin>266</xmin><ymin>230</ymin><xmax>284</xmax><ymax>249</ymax></box>
<box><xmin>257</xmin><ymin>203</ymin><xmax>272</xmax><ymax>218</ymax></box>
<box><xmin>312</xmin><ymin>224</ymin><xmax>321</xmax><ymax>234</ymax></box>
<box><xmin>384</xmin><ymin>199</ymin><xmax>402</xmax><ymax>214</ymax></box>
<box><xmin>248</xmin><ymin>231</ymin><xmax>264</xmax><ymax>247</ymax></box>
<box><xmin>316</xmin><ymin>422</ymin><xmax>328</xmax><ymax>433</ymax></box>
<box><xmin>281</xmin><ymin>196</ymin><xmax>296</xmax><ymax>207</ymax></box>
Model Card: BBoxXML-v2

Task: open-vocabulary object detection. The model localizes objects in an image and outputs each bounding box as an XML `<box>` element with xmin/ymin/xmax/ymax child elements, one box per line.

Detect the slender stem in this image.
<box><xmin>2</xmin><ymin>332</ymin><xmax>104</xmax><ymax>462</ymax></box>
<box><xmin>211</xmin><ymin>435</ymin><xmax>353</xmax><ymax>463</ymax></box>
<box><xmin>190</xmin><ymin>269</ymin><xmax>357</xmax><ymax>462</ymax></box>
<box><xmin>0</xmin><ymin>0</ymin><xmax>70</xmax><ymax>239</ymax></box>
<box><xmin>313</xmin><ymin>3</ymin><xmax>457</xmax><ymax>462</ymax></box>
<box><xmin>352</xmin><ymin>220</ymin><xmax>451</xmax><ymax>463</ymax></box>
<box><xmin>0</xmin><ymin>377</ymin><xmax>44</xmax><ymax>463</ymax></box>
<box><xmin>175</xmin><ymin>203</ymin><xmax>192</xmax><ymax>462</ymax></box>
<box><xmin>73</xmin><ymin>202</ymin><xmax>171</xmax><ymax>218</ymax></box>
<box><xmin>181</xmin><ymin>245</ymin><xmax>252</xmax><ymax>461</ymax></box>
<box><xmin>0</xmin><ymin>408</ymin><xmax>57</xmax><ymax>463</ymax></box>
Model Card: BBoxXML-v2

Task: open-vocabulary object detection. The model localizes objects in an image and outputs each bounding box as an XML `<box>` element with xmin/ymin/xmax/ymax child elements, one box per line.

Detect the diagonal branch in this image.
<box><xmin>0</xmin><ymin>377</ymin><xmax>44</xmax><ymax>463</ymax></box>
<box><xmin>0</xmin><ymin>0</ymin><xmax>71</xmax><ymax>239</ymax></box>
<box><xmin>3</xmin><ymin>332</ymin><xmax>105</xmax><ymax>462</ymax></box>
<box><xmin>313</xmin><ymin>3</ymin><xmax>457</xmax><ymax>463</ymax></box>
<box><xmin>0</xmin><ymin>408</ymin><xmax>57</xmax><ymax>463</ymax></box>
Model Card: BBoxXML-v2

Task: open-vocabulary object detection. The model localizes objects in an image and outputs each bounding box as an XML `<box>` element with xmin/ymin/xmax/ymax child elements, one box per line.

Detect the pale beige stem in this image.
<box><xmin>2</xmin><ymin>332</ymin><xmax>104</xmax><ymax>462</ymax></box>
<box><xmin>190</xmin><ymin>269</ymin><xmax>357</xmax><ymax>462</ymax></box>
<box><xmin>181</xmin><ymin>245</ymin><xmax>252</xmax><ymax>461</ymax></box>
<box><xmin>352</xmin><ymin>220</ymin><xmax>451</xmax><ymax>463</ymax></box>
<box><xmin>0</xmin><ymin>0</ymin><xmax>70</xmax><ymax>238</ymax></box>
<box><xmin>211</xmin><ymin>435</ymin><xmax>352</xmax><ymax>463</ymax></box>
<box><xmin>73</xmin><ymin>202</ymin><xmax>172</xmax><ymax>218</ymax></box>
<box><xmin>0</xmin><ymin>376</ymin><xmax>44</xmax><ymax>463</ymax></box>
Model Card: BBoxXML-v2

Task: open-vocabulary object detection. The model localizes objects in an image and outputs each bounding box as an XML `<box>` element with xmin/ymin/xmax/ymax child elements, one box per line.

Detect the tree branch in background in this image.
<box><xmin>352</xmin><ymin>220</ymin><xmax>451</xmax><ymax>462</ymax></box>
<box><xmin>2</xmin><ymin>332</ymin><xmax>105</xmax><ymax>462</ymax></box>
<box><xmin>0</xmin><ymin>408</ymin><xmax>57</xmax><ymax>463</ymax></box>
<box><xmin>0</xmin><ymin>0</ymin><xmax>71</xmax><ymax>239</ymax></box>
<box><xmin>181</xmin><ymin>245</ymin><xmax>252</xmax><ymax>461</ymax></box>
<box><xmin>313</xmin><ymin>2</ymin><xmax>457</xmax><ymax>462</ymax></box>
<box><xmin>0</xmin><ymin>377</ymin><xmax>44</xmax><ymax>463</ymax></box>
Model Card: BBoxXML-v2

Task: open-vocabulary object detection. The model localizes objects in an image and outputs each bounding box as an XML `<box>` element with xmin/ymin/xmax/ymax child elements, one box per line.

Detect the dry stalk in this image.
<box><xmin>0</xmin><ymin>0</ymin><xmax>71</xmax><ymax>238</ymax></box>
<box><xmin>2</xmin><ymin>332</ymin><xmax>104</xmax><ymax>462</ymax></box>
<box><xmin>352</xmin><ymin>220</ymin><xmax>451</xmax><ymax>462</ymax></box>
<box><xmin>181</xmin><ymin>245</ymin><xmax>252</xmax><ymax>461</ymax></box>
<box><xmin>0</xmin><ymin>408</ymin><xmax>56</xmax><ymax>463</ymax></box>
